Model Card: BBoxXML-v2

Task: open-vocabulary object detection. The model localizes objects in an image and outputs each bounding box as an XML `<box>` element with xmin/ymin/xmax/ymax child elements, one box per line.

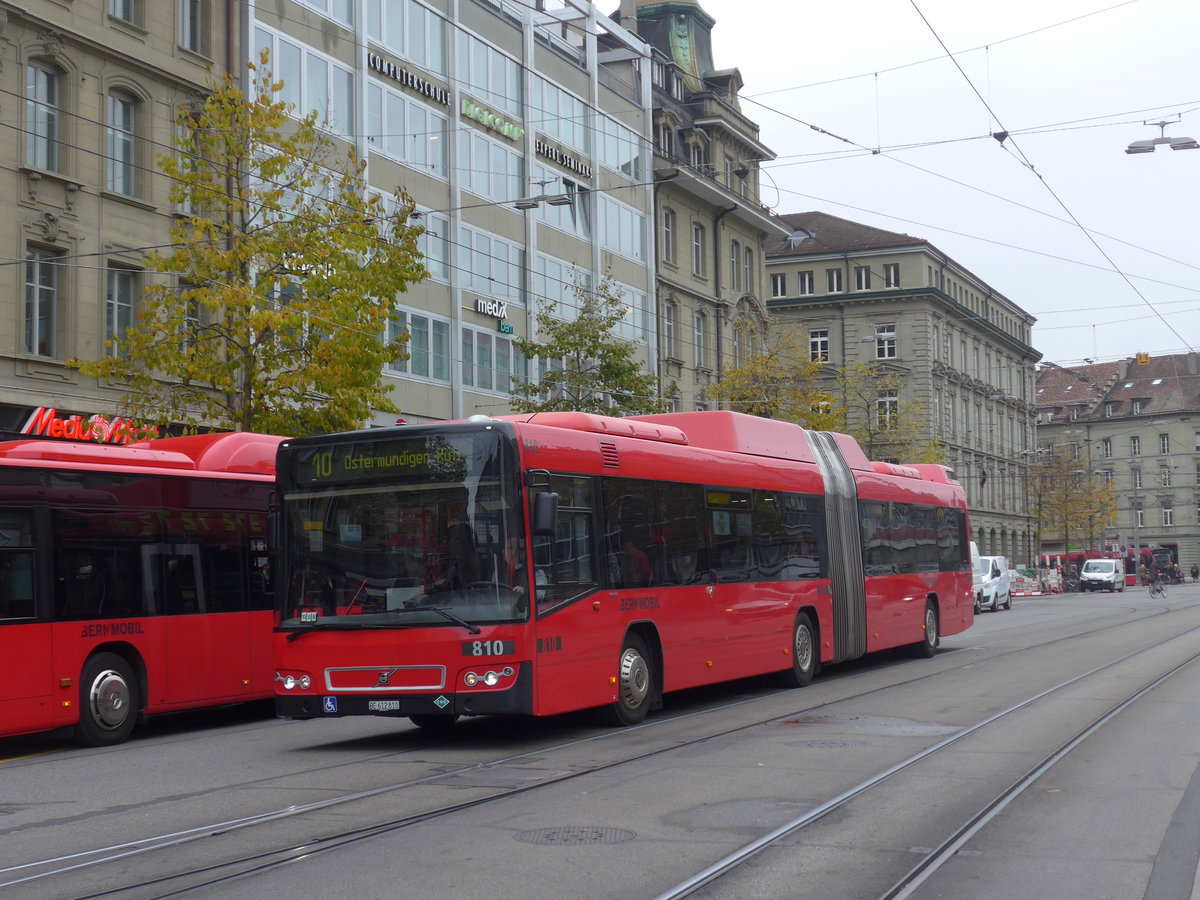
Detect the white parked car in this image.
<box><xmin>976</xmin><ymin>555</ymin><xmax>1011</xmax><ymax>611</ymax></box>
<box><xmin>1079</xmin><ymin>558</ymin><xmax>1125</xmax><ymax>592</ymax></box>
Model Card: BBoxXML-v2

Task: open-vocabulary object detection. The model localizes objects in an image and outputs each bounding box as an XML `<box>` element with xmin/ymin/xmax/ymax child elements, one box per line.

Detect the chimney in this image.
<box><xmin>619</xmin><ymin>0</ymin><xmax>638</xmax><ymax>31</ymax></box>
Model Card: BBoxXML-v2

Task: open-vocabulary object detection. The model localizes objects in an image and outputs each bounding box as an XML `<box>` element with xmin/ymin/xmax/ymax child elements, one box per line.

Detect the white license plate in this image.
<box><xmin>368</xmin><ymin>700</ymin><xmax>401</xmax><ymax>711</ymax></box>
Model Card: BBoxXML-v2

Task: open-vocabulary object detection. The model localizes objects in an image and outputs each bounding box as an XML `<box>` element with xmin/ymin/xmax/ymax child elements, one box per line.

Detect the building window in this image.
<box><xmin>106</xmin><ymin>267</ymin><xmax>136</xmax><ymax>357</ymax></box>
<box><xmin>1132</xmin><ymin>398</ymin><xmax>1144</xmax><ymax>414</ymax></box>
<box><xmin>26</xmin><ymin>63</ymin><xmax>61</xmax><ymax>172</ymax></box>
<box><xmin>387</xmin><ymin>311</ymin><xmax>450</xmax><ymax>382</ymax></box>
<box><xmin>663</xmin><ymin>300</ymin><xmax>677</xmax><ymax>358</ymax></box>
<box><xmin>797</xmin><ymin>270</ymin><xmax>814</xmax><ymax>296</ymax></box>
<box><xmin>1105</xmin><ymin>402</ymin><xmax>1116</xmax><ymax>417</ymax></box>
<box><xmin>1160</xmin><ymin>467</ymin><xmax>1172</xmax><ymax>487</ymax></box>
<box><xmin>25</xmin><ymin>248</ymin><xmax>60</xmax><ymax>358</ymax></box>
<box><xmin>873</xmin><ymin>323</ymin><xmax>897</xmax><ymax>359</ymax></box>
<box><xmin>1133</xmin><ymin>468</ymin><xmax>1143</xmax><ymax>489</ymax></box>
<box><xmin>691</xmin><ymin>224</ymin><xmax>705</xmax><ymax>276</ymax></box>
<box><xmin>461</xmin><ymin>326</ymin><xmax>522</xmax><ymax>393</ymax></box>
<box><xmin>1131</xmin><ymin>435</ymin><xmax>1141</xmax><ymax>456</ymax></box>
<box><xmin>662</xmin><ymin>208</ymin><xmax>675</xmax><ymax>264</ymax></box>
<box><xmin>883</xmin><ymin>262</ymin><xmax>900</xmax><ymax>288</ymax></box>
<box><xmin>1163</xmin><ymin>506</ymin><xmax>1174</xmax><ymax>527</ymax></box>
<box><xmin>1160</xmin><ymin>433</ymin><xmax>1170</xmax><ymax>454</ymax></box>
<box><xmin>826</xmin><ymin>268</ymin><xmax>842</xmax><ymax>292</ymax></box>
<box><xmin>729</xmin><ymin>240</ymin><xmax>741</xmax><ymax>291</ymax></box>
<box><xmin>110</xmin><ymin>0</ymin><xmax>137</xmax><ymax>23</ymax></box>
<box><xmin>107</xmin><ymin>92</ymin><xmax>137</xmax><ymax>195</ymax></box>
<box><xmin>875</xmin><ymin>389</ymin><xmax>898</xmax><ymax>429</ymax></box>
<box><xmin>694</xmin><ymin>310</ymin><xmax>707</xmax><ymax>368</ymax></box>
<box><xmin>1102</xmin><ymin>438</ymin><xmax>1112</xmax><ymax>459</ymax></box>
<box><xmin>180</xmin><ymin>0</ymin><xmax>209</xmax><ymax>55</ymax></box>
<box><xmin>770</xmin><ymin>273</ymin><xmax>786</xmax><ymax>298</ymax></box>
<box><xmin>743</xmin><ymin>247</ymin><xmax>753</xmax><ymax>295</ymax></box>
<box><xmin>1070</xmin><ymin>442</ymin><xmax>1081</xmax><ymax>461</ymax></box>
<box><xmin>809</xmin><ymin>328</ymin><xmax>829</xmax><ymax>363</ymax></box>
<box><xmin>1135</xmin><ymin>507</ymin><xmax>1144</xmax><ymax>528</ymax></box>
<box><xmin>855</xmin><ymin>265</ymin><xmax>872</xmax><ymax>291</ymax></box>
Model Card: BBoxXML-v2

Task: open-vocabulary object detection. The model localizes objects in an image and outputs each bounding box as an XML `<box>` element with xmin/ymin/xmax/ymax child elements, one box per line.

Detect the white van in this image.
<box><xmin>976</xmin><ymin>555</ymin><xmax>1011</xmax><ymax>612</ymax></box>
<box><xmin>970</xmin><ymin>542</ymin><xmax>983</xmax><ymax>613</ymax></box>
<box><xmin>1080</xmin><ymin>558</ymin><xmax>1125</xmax><ymax>592</ymax></box>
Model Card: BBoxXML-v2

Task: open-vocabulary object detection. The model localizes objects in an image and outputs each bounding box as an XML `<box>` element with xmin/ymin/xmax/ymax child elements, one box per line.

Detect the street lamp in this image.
<box><xmin>1126</xmin><ymin>120</ymin><xmax>1199</xmax><ymax>154</ymax></box>
<box><xmin>513</xmin><ymin>193</ymin><xmax>574</xmax><ymax>210</ymax></box>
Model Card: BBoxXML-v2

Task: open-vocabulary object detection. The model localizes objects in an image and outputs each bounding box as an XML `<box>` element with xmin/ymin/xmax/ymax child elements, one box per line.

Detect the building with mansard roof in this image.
<box><xmin>1035</xmin><ymin>353</ymin><xmax>1200</xmax><ymax>569</ymax></box>
<box><xmin>766</xmin><ymin>211</ymin><xmax>1041</xmax><ymax>563</ymax></box>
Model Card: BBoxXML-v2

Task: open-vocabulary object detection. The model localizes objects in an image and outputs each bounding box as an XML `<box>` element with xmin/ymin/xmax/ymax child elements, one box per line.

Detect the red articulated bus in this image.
<box><xmin>0</xmin><ymin>432</ymin><xmax>283</xmax><ymax>745</ymax></box>
<box><xmin>272</xmin><ymin>411</ymin><xmax>972</xmax><ymax>728</ymax></box>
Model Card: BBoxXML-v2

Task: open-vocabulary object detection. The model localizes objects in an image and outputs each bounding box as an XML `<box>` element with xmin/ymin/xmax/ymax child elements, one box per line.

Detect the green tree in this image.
<box><xmin>707</xmin><ymin>314</ymin><xmax>837</xmax><ymax>424</ymax></box>
<box><xmin>71</xmin><ymin>53</ymin><xmax>426</xmax><ymax>436</ymax></box>
<box><xmin>830</xmin><ymin>362</ymin><xmax>943</xmax><ymax>463</ymax></box>
<box><xmin>1031</xmin><ymin>445</ymin><xmax>1117</xmax><ymax>557</ymax></box>
<box><xmin>510</xmin><ymin>277</ymin><xmax>664</xmax><ymax>415</ymax></box>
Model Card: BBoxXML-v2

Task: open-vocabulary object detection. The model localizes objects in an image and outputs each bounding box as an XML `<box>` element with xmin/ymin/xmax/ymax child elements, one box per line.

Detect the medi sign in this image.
<box><xmin>21</xmin><ymin>407</ymin><xmax>160</xmax><ymax>444</ymax></box>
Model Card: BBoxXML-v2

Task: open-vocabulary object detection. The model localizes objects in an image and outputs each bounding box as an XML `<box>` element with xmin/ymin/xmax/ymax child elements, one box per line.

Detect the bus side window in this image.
<box><xmin>0</xmin><ymin>510</ymin><xmax>34</xmax><ymax>620</ymax></box>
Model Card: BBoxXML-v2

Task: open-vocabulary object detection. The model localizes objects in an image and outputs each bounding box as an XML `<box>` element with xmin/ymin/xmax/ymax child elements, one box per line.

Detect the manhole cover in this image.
<box><xmin>514</xmin><ymin>826</ymin><xmax>636</xmax><ymax>846</ymax></box>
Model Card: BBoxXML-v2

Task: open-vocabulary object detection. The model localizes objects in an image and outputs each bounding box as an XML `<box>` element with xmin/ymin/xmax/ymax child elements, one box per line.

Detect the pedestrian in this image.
<box><xmin>1190</xmin><ymin>564</ymin><xmax>1198</xmax><ymax>584</ymax></box>
<box><xmin>1139</xmin><ymin>563</ymin><xmax>1149</xmax><ymax>586</ymax></box>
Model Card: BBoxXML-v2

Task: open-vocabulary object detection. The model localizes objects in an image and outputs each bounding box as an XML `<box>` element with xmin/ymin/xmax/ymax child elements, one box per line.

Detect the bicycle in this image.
<box><xmin>1149</xmin><ymin>578</ymin><xmax>1167</xmax><ymax>599</ymax></box>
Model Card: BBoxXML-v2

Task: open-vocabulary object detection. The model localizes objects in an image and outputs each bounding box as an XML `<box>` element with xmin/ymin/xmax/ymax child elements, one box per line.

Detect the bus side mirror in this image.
<box><xmin>532</xmin><ymin>492</ymin><xmax>558</xmax><ymax>536</ymax></box>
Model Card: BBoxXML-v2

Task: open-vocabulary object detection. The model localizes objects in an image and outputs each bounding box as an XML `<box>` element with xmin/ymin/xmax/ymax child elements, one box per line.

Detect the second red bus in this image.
<box><xmin>272</xmin><ymin>411</ymin><xmax>973</xmax><ymax>728</ymax></box>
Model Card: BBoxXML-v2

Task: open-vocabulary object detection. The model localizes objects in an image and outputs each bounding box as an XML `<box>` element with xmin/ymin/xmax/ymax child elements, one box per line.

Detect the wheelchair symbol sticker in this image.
<box><xmin>323</xmin><ymin>696</ymin><xmax>337</xmax><ymax>713</ymax></box>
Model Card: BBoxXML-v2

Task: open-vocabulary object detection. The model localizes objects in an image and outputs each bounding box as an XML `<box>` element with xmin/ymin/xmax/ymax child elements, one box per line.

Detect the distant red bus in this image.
<box><xmin>0</xmin><ymin>432</ymin><xmax>283</xmax><ymax>745</ymax></box>
<box><xmin>273</xmin><ymin>411</ymin><xmax>972</xmax><ymax>728</ymax></box>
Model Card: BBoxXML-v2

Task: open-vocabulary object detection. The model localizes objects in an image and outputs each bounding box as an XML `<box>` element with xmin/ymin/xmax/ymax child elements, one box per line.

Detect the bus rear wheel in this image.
<box><xmin>911</xmin><ymin>601</ymin><xmax>939</xmax><ymax>658</ymax></box>
<box><xmin>76</xmin><ymin>652</ymin><xmax>139</xmax><ymax>746</ymax></box>
<box><xmin>779</xmin><ymin>613</ymin><xmax>817</xmax><ymax>688</ymax></box>
<box><xmin>601</xmin><ymin>634</ymin><xmax>654</xmax><ymax>726</ymax></box>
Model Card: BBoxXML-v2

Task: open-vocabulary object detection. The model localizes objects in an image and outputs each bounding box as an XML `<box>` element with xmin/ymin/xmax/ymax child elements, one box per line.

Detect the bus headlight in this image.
<box><xmin>464</xmin><ymin>672</ymin><xmax>479</xmax><ymax>686</ymax></box>
<box><xmin>484</xmin><ymin>671</ymin><xmax>500</xmax><ymax>686</ymax></box>
<box><xmin>275</xmin><ymin>672</ymin><xmax>312</xmax><ymax>690</ymax></box>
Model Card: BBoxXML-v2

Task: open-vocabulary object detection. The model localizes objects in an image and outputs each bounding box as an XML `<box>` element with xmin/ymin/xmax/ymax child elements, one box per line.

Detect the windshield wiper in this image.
<box><xmin>408</xmin><ymin>605</ymin><xmax>481</xmax><ymax>634</ymax></box>
<box><xmin>284</xmin><ymin>621</ymin><xmax>393</xmax><ymax>641</ymax></box>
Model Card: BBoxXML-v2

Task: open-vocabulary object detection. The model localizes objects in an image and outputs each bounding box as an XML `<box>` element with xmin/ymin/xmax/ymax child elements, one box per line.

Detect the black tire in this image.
<box><xmin>973</xmin><ymin>592</ymin><xmax>981</xmax><ymax>615</ymax></box>
<box><xmin>599</xmin><ymin>633</ymin><xmax>654</xmax><ymax>726</ymax></box>
<box><xmin>911</xmin><ymin>601</ymin><xmax>939</xmax><ymax>658</ymax></box>
<box><xmin>778</xmin><ymin>613</ymin><xmax>818</xmax><ymax>688</ymax></box>
<box><xmin>1004</xmin><ymin>592</ymin><xmax>1012</xmax><ymax>610</ymax></box>
<box><xmin>76</xmin><ymin>652</ymin><xmax>139</xmax><ymax>746</ymax></box>
<box><xmin>409</xmin><ymin>714</ymin><xmax>459</xmax><ymax>731</ymax></box>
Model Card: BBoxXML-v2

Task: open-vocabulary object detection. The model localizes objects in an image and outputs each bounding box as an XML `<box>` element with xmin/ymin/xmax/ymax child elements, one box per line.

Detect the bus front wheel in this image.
<box><xmin>601</xmin><ymin>634</ymin><xmax>654</xmax><ymax>726</ymax></box>
<box><xmin>779</xmin><ymin>613</ymin><xmax>817</xmax><ymax>688</ymax></box>
<box><xmin>76</xmin><ymin>652</ymin><xmax>139</xmax><ymax>746</ymax></box>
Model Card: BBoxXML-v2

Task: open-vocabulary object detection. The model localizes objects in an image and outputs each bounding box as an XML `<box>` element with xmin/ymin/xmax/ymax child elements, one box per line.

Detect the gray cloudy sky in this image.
<box><xmin>693</xmin><ymin>0</ymin><xmax>1198</xmax><ymax>367</ymax></box>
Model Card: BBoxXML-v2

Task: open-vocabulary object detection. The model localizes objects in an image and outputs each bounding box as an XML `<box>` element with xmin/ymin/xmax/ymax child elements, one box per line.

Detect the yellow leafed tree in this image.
<box><xmin>71</xmin><ymin>52</ymin><xmax>427</xmax><ymax>436</ymax></box>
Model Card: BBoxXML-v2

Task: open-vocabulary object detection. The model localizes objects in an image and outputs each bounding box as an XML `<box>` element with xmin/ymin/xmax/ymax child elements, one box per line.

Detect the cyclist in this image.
<box><xmin>1149</xmin><ymin>569</ymin><xmax>1167</xmax><ymax>598</ymax></box>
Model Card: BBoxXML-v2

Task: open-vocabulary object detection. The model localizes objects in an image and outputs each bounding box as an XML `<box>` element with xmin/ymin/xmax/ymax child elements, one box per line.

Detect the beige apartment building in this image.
<box><xmin>766</xmin><ymin>211</ymin><xmax>1042</xmax><ymax>563</ymax></box>
<box><xmin>635</xmin><ymin>0</ymin><xmax>788</xmax><ymax>410</ymax></box>
<box><xmin>3</xmin><ymin>1</ymin><xmax>240</xmax><ymax>440</ymax></box>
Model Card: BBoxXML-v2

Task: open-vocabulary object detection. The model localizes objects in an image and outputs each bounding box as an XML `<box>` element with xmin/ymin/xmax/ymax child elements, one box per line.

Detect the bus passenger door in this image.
<box><xmin>152</xmin><ymin>543</ymin><xmax>250</xmax><ymax>705</ymax></box>
<box><xmin>0</xmin><ymin>511</ymin><xmax>50</xmax><ymax>733</ymax></box>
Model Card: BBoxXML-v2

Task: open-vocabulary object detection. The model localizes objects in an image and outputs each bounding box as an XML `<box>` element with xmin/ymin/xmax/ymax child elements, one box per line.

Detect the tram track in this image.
<box><xmin>3</xmin><ymin>597</ymin><xmax>1194</xmax><ymax>899</ymax></box>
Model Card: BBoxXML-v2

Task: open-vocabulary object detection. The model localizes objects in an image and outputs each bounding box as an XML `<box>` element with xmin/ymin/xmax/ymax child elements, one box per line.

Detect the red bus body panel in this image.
<box><xmin>0</xmin><ymin>432</ymin><xmax>283</xmax><ymax>741</ymax></box>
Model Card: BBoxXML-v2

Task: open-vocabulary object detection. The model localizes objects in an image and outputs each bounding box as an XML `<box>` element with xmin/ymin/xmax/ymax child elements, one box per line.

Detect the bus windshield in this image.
<box><xmin>278</xmin><ymin>428</ymin><xmax>526</xmax><ymax>632</ymax></box>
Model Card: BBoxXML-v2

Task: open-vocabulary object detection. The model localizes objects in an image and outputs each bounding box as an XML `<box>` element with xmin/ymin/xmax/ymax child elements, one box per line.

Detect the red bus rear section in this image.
<box><xmin>0</xmin><ymin>432</ymin><xmax>282</xmax><ymax>745</ymax></box>
<box><xmin>272</xmin><ymin>411</ymin><xmax>973</xmax><ymax>729</ymax></box>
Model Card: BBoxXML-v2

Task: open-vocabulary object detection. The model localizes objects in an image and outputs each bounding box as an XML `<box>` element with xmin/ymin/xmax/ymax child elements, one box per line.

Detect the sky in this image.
<box><xmin>690</xmin><ymin>0</ymin><xmax>1199</xmax><ymax>367</ymax></box>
